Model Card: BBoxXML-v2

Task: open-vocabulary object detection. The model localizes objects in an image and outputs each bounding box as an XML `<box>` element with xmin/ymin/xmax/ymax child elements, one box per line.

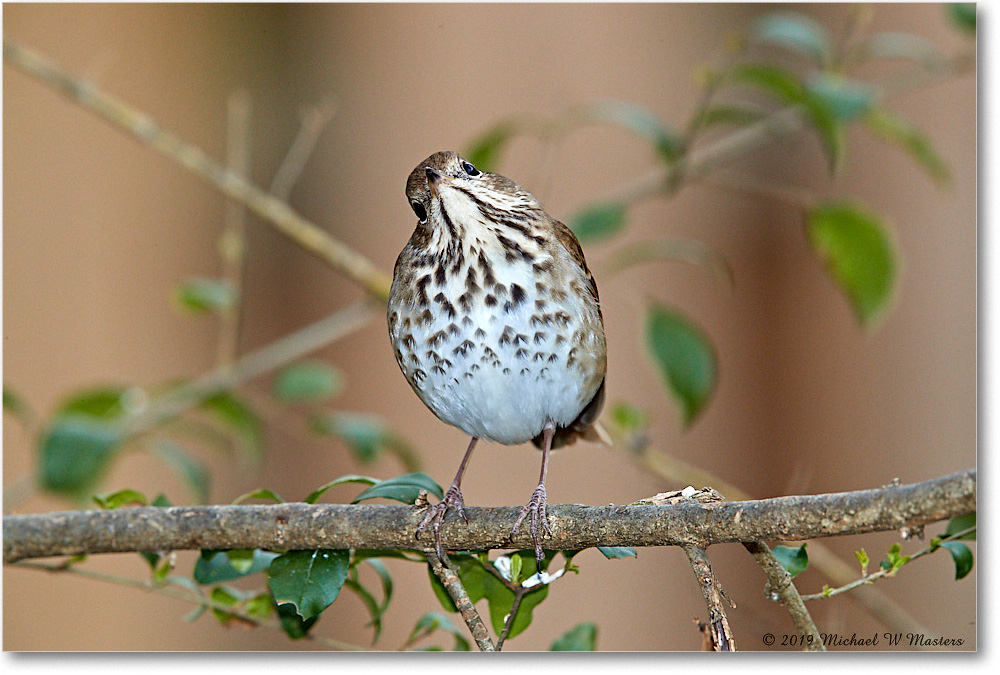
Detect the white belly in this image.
<box><xmin>393</xmin><ymin>265</ymin><xmax>600</xmax><ymax>444</ymax></box>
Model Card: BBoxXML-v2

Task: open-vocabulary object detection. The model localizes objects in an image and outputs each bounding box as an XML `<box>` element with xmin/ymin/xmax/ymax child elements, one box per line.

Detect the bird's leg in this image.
<box><xmin>511</xmin><ymin>422</ymin><xmax>555</xmax><ymax>564</ymax></box>
<box><xmin>416</xmin><ymin>436</ymin><xmax>478</xmax><ymax>562</ymax></box>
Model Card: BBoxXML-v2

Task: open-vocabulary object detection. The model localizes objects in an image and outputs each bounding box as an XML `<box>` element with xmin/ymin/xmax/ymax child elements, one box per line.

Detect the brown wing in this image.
<box><xmin>531</xmin><ymin>219</ymin><xmax>606</xmax><ymax>450</ymax></box>
<box><xmin>553</xmin><ymin>219</ymin><xmax>601</xmax><ymax>311</ymax></box>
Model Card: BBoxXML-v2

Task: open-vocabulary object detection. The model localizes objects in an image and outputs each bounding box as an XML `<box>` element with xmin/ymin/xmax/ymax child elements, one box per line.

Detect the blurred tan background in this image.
<box><xmin>3</xmin><ymin>3</ymin><xmax>975</xmax><ymax>651</ymax></box>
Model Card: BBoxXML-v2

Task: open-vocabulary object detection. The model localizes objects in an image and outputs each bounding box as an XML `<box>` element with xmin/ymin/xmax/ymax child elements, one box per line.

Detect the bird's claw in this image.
<box><xmin>415</xmin><ymin>484</ymin><xmax>467</xmax><ymax>562</ymax></box>
<box><xmin>510</xmin><ymin>484</ymin><xmax>551</xmax><ymax>563</ymax></box>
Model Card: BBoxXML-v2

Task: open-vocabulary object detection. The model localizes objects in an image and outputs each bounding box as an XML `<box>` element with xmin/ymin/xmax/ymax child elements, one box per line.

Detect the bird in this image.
<box><xmin>387</xmin><ymin>151</ymin><xmax>608</xmax><ymax>562</ymax></box>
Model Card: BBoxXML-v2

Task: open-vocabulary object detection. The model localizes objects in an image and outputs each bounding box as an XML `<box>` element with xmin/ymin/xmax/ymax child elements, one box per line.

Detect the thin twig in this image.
<box><xmin>682</xmin><ymin>545</ymin><xmax>736</xmax><ymax>651</ymax></box>
<box><xmin>125</xmin><ymin>301</ymin><xmax>376</xmax><ymax>436</ymax></box>
<box><xmin>742</xmin><ymin>541</ymin><xmax>825</xmax><ymax>651</ymax></box>
<box><xmin>495</xmin><ymin>587</ymin><xmax>526</xmax><ymax>651</ymax></box>
<box><xmin>799</xmin><ymin>524</ymin><xmax>977</xmax><ymax>602</ymax></box>
<box><xmin>2</xmin><ymin>38</ymin><xmax>391</xmax><ymax>301</ymax></box>
<box><xmin>270</xmin><ymin>96</ymin><xmax>338</xmax><ymax>201</ymax></box>
<box><xmin>216</xmin><ymin>89</ymin><xmax>252</xmax><ymax>369</ymax></box>
<box><xmin>701</xmin><ymin>170</ymin><xmax>816</xmax><ymax>208</ymax></box>
<box><xmin>595</xmin><ymin>52</ymin><xmax>975</xmax><ymax>209</ymax></box>
<box><xmin>425</xmin><ymin>553</ymin><xmax>496</xmax><ymax>651</ymax></box>
<box><xmin>12</xmin><ymin>559</ymin><xmax>366</xmax><ymax>651</ymax></box>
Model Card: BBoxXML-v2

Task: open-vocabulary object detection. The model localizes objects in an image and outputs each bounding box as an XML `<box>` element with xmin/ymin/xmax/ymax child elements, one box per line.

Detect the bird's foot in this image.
<box><xmin>415</xmin><ymin>484</ymin><xmax>468</xmax><ymax>562</ymax></box>
<box><xmin>511</xmin><ymin>483</ymin><xmax>551</xmax><ymax>563</ymax></box>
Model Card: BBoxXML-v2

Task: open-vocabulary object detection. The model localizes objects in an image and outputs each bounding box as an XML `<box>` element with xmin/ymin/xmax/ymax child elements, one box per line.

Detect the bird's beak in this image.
<box><xmin>425</xmin><ymin>166</ymin><xmax>445</xmax><ymax>196</ymax></box>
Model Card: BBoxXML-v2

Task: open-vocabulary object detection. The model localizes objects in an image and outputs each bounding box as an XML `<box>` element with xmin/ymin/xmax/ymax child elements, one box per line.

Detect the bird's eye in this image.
<box><xmin>461</xmin><ymin>161</ymin><xmax>480</xmax><ymax>177</ymax></box>
<box><xmin>411</xmin><ymin>201</ymin><xmax>427</xmax><ymax>223</ymax></box>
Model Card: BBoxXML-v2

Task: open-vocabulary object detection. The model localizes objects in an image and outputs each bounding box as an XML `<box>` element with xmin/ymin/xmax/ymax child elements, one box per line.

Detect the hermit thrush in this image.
<box><xmin>387</xmin><ymin>151</ymin><xmax>608</xmax><ymax>562</ymax></box>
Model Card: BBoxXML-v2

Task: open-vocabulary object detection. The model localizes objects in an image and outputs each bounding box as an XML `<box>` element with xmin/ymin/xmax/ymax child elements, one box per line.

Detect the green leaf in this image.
<box><xmin>303</xmin><ymin>474</ymin><xmax>376</xmax><ymax>504</ymax></box>
<box><xmin>406</xmin><ymin>612</ymin><xmax>471</xmax><ymax>651</ymax></box>
<box><xmin>427</xmin><ymin>553</ymin><xmax>490</xmax><ymax>612</ymax></box>
<box><xmin>946</xmin><ymin>513</ymin><xmax>976</xmax><ymax>540</ymax></box>
<box><xmin>570</xmin><ymin>202</ymin><xmax>627</xmax><ymax>245</ymax></box>
<box><xmin>209</xmin><ymin>586</ymin><xmax>241</xmax><ymax>624</ymax></box>
<box><xmin>3</xmin><ymin>385</ymin><xmax>34</xmax><ymax>427</ymax></box>
<box><xmin>345</xmin><ymin>559</ymin><xmax>394</xmax><ymax>644</ymax></box>
<box><xmin>729</xmin><ymin>63</ymin><xmax>845</xmax><ymax>173</ymax></box>
<box><xmin>194</xmin><ymin>549</ymin><xmax>279</xmax><ymax>584</ymax></box>
<box><xmin>351</xmin><ymin>472</ymin><xmax>443</xmax><ymax>504</ymax></box>
<box><xmin>150</xmin><ymin>440</ymin><xmax>211</xmax><ymax>503</ymax></box>
<box><xmin>751</xmin><ymin>12</ymin><xmax>832</xmax><ymax>66</ymax></box>
<box><xmin>881</xmin><ymin>542</ymin><xmax>911</xmax><ymax>575</ymax></box>
<box><xmin>802</xmin><ymin>97</ymin><xmax>846</xmax><ymax>174</ymax></box>
<box><xmin>550</xmin><ymin>622</ymin><xmax>598</xmax><ymax>651</ymax></box>
<box><xmin>38</xmin><ymin>415</ymin><xmax>123</xmax><ymax>496</ymax></box>
<box><xmin>58</xmin><ymin>386</ymin><xmax>139</xmax><ymax>419</ymax></box>
<box><xmin>267</xmin><ymin>549</ymin><xmax>350</xmax><ymax>620</ymax></box>
<box><xmin>427</xmin><ymin>551</ymin><xmax>553</xmax><ymax>641</ymax></box>
<box><xmin>729</xmin><ymin>63</ymin><xmax>806</xmax><ymax>104</ymax></box>
<box><xmin>855</xmin><ymin>548</ymin><xmax>870</xmax><ymax>576</ymax></box>
<box><xmin>464</xmin><ymin>121</ymin><xmax>517</xmax><ymax>173</ymax></box>
<box><xmin>939</xmin><ymin>541</ymin><xmax>974</xmax><ymax>580</ymax></box>
<box><xmin>694</xmin><ymin>103</ymin><xmax>768</xmax><ymax>131</ymax></box>
<box><xmin>772</xmin><ymin>543</ymin><xmax>809</xmax><ymax>578</ymax></box>
<box><xmin>864</xmin><ymin>109</ymin><xmax>951</xmax><ymax>187</ymax></box>
<box><xmin>232</xmin><ymin>488</ymin><xmax>284</xmax><ymax>504</ymax></box>
<box><xmin>352</xmin><ymin>548</ymin><xmax>425</xmax><ymax>563</ymax></box>
<box><xmin>805</xmin><ymin>202</ymin><xmax>898</xmax><ymax>327</ymax></box>
<box><xmin>225</xmin><ymin>549</ymin><xmax>257</xmax><ymax>574</ymax></box>
<box><xmin>645</xmin><ymin>304</ymin><xmax>717</xmax><ymax>427</ymax></box>
<box><xmin>244</xmin><ymin>592</ymin><xmax>274</xmax><ymax>620</ymax></box>
<box><xmin>508</xmin><ymin>553</ymin><xmax>524</xmax><ymax>585</ymax></box>
<box><xmin>854</xmin><ymin>32</ymin><xmax>944</xmax><ymax>68</ymax></box>
<box><xmin>609</xmin><ymin>402</ymin><xmax>646</xmax><ymax>435</ymax></box>
<box><xmin>806</xmin><ymin>73</ymin><xmax>877</xmax><ymax>121</ymax></box>
<box><xmin>597</xmin><ymin>546</ymin><xmax>638</xmax><ymax>559</ymax></box>
<box><xmin>577</xmin><ymin>100</ymin><xmax>682</xmax><ymax>161</ymax></box>
<box><xmin>947</xmin><ymin>3</ymin><xmax>976</xmax><ymax>34</ymax></box>
<box><xmin>92</xmin><ymin>489</ymin><xmax>147</xmax><ymax>509</ymax></box>
<box><xmin>200</xmin><ymin>391</ymin><xmax>263</xmax><ymax>464</ymax></box>
<box><xmin>485</xmin><ymin>576</ymin><xmax>548</xmax><ymax>640</ymax></box>
<box><xmin>173</xmin><ymin>277</ymin><xmax>236</xmax><ymax>315</ymax></box>
<box><xmin>309</xmin><ymin>412</ymin><xmax>408</xmax><ymax>464</ymax></box>
<box><xmin>275</xmin><ymin>600</ymin><xmax>319</xmax><ymax>639</ymax></box>
<box><xmin>272</xmin><ymin>361</ymin><xmax>343</xmax><ymax>404</ymax></box>
<box><xmin>151</xmin><ymin>493</ymin><xmax>172</xmax><ymax>507</ymax></box>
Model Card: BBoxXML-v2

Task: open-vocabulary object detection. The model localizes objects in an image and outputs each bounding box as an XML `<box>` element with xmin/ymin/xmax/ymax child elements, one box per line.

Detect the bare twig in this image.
<box><xmin>2</xmin><ymin>38</ymin><xmax>392</xmax><ymax>301</ymax></box>
<box><xmin>3</xmin><ymin>469</ymin><xmax>975</xmax><ymax>562</ymax></box>
<box><xmin>270</xmin><ymin>96</ymin><xmax>338</xmax><ymax>201</ymax></box>
<box><xmin>216</xmin><ymin>89</ymin><xmax>252</xmax><ymax>369</ymax></box>
<box><xmin>425</xmin><ymin>553</ymin><xmax>496</xmax><ymax>651</ymax></box>
<box><xmin>683</xmin><ymin>545</ymin><xmax>736</xmax><ymax>651</ymax></box>
<box><xmin>125</xmin><ymin>301</ymin><xmax>376</xmax><ymax>436</ymax></box>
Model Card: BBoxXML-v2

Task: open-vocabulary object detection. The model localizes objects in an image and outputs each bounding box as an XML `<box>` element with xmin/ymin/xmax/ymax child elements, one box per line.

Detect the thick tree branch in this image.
<box><xmin>3</xmin><ymin>469</ymin><xmax>974</xmax><ymax>562</ymax></box>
